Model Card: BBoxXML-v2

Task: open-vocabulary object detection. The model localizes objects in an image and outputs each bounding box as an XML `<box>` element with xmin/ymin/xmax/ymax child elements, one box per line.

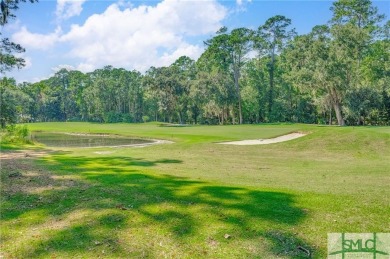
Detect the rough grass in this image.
<box><xmin>1</xmin><ymin>122</ymin><xmax>389</xmax><ymax>258</ymax></box>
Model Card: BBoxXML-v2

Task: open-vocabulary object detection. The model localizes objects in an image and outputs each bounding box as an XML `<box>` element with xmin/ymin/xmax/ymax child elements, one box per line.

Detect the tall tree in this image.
<box><xmin>0</xmin><ymin>0</ymin><xmax>36</xmax><ymax>73</ymax></box>
<box><xmin>144</xmin><ymin>57</ymin><xmax>194</xmax><ymax>124</ymax></box>
<box><xmin>282</xmin><ymin>25</ymin><xmax>346</xmax><ymax>125</ymax></box>
<box><xmin>241</xmin><ymin>58</ymin><xmax>268</xmax><ymax>123</ymax></box>
<box><xmin>329</xmin><ymin>0</ymin><xmax>385</xmax><ymax>124</ymax></box>
<box><xmin>0</xmin><ymin>77</ymin><xmax>31</xmax><ymax>127</ymax></box>
<box><xmin>255</xmin><ymin>15</ymin><xmax>295</xmax><ymax>117</ymax></box>
<box><xmin>330</xmin><ymin>0</ymin><xmax>384</xmax><ymax>81</ymax></box>
<box><xmin>171</xmin><ymin>56</ymin><xmax>196</xmax><ymax>124</ymax></box>
<box><xmin>204</xmin><ymin>27</ymin><xmax>253</xmax><ymax>124</ymax></box>
<box><xmin>196</xmin><ymin>48</ymin><xmax>236</xmax><ymax>124</ymax></box>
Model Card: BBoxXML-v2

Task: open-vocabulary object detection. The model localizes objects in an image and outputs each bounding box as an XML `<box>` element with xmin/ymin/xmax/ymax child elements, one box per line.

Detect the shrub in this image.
<box><xmin>103</xmin><ymin>112</ymin><xmax>122</xmax><ymax>123</ymax></box>
<box><xmin>122</xmin><ymin>114</ymin><xmax>133</xmax><ymax>123</ymax></box>
<box><xmin>1</xmin><ymin>125</ymin><xmax>31</xmax><ymax>144</ymax></box>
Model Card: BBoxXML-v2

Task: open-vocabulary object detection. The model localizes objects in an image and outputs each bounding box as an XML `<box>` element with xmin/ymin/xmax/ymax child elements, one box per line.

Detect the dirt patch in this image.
<box><xmin>0</xmin><ymin>150</ymin><xmax>51</xmax><ymax>159</ymax></box>
<box><xmin>0</xmin><ymin>152</ymin><xmax>87</xmax><ymax>195</ymax></box>
<box><xmin>218</xmin><ymin>133</ymin><xmax>306</xmax><ymax>145</ymax></box>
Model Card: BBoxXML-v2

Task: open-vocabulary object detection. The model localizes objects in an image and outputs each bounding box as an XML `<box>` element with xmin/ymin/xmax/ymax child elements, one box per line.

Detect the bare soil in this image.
<box><xmin>0</xmin><ymin>150</ymin><xmax>86</xmax><ymax>195</ymax></box>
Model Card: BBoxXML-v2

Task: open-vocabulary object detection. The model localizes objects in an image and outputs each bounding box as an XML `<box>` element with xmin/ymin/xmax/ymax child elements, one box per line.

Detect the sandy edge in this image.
<box><xmin>0</xmin><ymin>140</ymin><xmax>173</xmax><ymax>159</ymax></box>
<box><xmin>100</xmin><ymin>139</ymin><xmax>173</xmax><ymax>149</ymax></box>
<box><xmin>218</xmin><ymin>132</ymin><xmax>307</xmax><ymax>145</ymax></box>
<box><xmin>31</xmin><ymin>132</ymin><xmax>174</xmax><ymax>149</ymax></box>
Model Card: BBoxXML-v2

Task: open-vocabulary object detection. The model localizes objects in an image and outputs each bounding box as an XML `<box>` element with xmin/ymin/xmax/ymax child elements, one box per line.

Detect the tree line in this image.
<box><xmin>1</xmin><ymin>0</ymin><xmax>389</xmax><ymax>127</ymax></box>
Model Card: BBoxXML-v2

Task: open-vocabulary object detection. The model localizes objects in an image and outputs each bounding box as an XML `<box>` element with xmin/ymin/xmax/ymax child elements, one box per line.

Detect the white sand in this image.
<box><xmin>218</xmin><ymin>132</ymin><xmax>306</xmax><ymax>145</ymax></box>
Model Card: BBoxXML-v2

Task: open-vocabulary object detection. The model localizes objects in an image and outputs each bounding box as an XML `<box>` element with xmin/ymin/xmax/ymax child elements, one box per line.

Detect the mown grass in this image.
<box><xmin>1</xmin><ymin>122</ymin><xmax>389</xmax><ymax>258</ymax></box>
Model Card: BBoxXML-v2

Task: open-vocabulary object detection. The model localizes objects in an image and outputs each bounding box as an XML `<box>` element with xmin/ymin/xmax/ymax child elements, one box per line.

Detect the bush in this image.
<box><xmin>142</xmin><ymin>115</ymin><xmax>150</xmax><ymax>123</ymax></box>
<box><xmin>122</xmin><ymin>114</ymin><xmax>133</xmax><ymax>123</ymax></box>
<box><xmin>103</xmin><ymin>112</ymin><xmax>122</xmax><ymax>123</ymax></box>
<box><xmin>1</xmin><ymin>125</ymin><xmax>31</xmax><ymax>144</ymax></box>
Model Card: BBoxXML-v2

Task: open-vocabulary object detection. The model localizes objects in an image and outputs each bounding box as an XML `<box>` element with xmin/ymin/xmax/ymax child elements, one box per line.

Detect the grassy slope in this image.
<box><xmin>1</xmin><ymin>122</ymin><xmax>389</xmax><ymax>258</ymax></box>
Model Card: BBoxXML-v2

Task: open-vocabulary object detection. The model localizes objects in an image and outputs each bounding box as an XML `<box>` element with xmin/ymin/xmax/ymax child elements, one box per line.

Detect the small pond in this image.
<box><xmin>31</xmin><ymin>132</ymin><xmax>154</xmax><ymax>148</ymax></box>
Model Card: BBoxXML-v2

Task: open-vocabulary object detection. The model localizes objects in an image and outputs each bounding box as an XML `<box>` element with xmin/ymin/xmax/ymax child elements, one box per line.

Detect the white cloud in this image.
<box><xmin>76</xmin><ymin>63</ymin><xmax>96</xmax><ymax>73</ymax></box>
<box><xmin>23</xmin><ymin>56</ymin><xmax>32</xmax><ymax>70</ymax></box>
<box><xmin>12</xmin><ymin>52</ymin><xmax>33</xmax><ymax>70</ymax></box>
<box><xmin>3</xmin><ymin>19</ymin><xmax>21</xmax><ymax>32</ymax></box>
<box><xmin>52</xmin><ymin>64</ymin><xmax>76</xmax><ymax>72</ymax></box>
<box><xmin>31</xmin><ymin>76</ymin><xmax>49</xmax><ymax>83</ymax></box>
<box><xmin>160</xmin><ymin>44</ymin><xmax>203</xmax><ymax>67</ymax></box>
<box><xmin>117</xmin><ymin>0</ymin><xmax>133</xmax><ymax>9</ymax></box>
<box><xmin>236</xmin><ymin>0</ymin><xmax>252</xmax><ymax>5</ymax></box>
<box><xmin>56</xmin><ymin>0</ymin><xmax>87</xmax><ymax>21</ymax></box>
<box><xmin>14</xmin><ymin>74</ymin><xmax>48</xmax><ymax>84</ymax></box>
<box><xmin>11</xmin><ymin>26</ymin><xmax>62</xmax><ymax>50</ymax></box>
<box><xmin>13</xmin><ymin>53</ymin><xmax>32</xmax><ymax>70</ymax></box>
<box><xmin>10</xmin><ymin>0</ymin><xmax>227</xmax><ymax>74</ymax></box>
<box><xmin>60</xmin><ymin>0</ymin><xmax>227</xmax><ymax>72</ymax></box>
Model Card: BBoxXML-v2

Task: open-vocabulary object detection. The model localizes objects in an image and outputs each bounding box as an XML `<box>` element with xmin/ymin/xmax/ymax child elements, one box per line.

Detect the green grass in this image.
<box><xmin>1</xmin><ymin>122</ymin><xmax>389</xmax><ymax>258</ymax></box>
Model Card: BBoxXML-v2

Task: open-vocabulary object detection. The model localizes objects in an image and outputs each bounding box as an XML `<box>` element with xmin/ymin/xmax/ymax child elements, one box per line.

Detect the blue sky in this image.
<box><xmin>2</xmin><ymin>0</ymin><xmax>389</xmax><ymax>83</ymax></box>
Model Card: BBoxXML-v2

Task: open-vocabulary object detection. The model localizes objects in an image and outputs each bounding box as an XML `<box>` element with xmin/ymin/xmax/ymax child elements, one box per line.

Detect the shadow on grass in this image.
<box><xmin>1</xmin><ymin>154</ymin><xmax>314</xmax><ymax>258</ymax></box>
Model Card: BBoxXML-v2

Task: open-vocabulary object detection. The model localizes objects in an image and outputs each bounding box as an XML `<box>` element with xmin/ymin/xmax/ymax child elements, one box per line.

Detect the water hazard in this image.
<box><xmin>31</xmin><ymin>132</ymin><xmax>154</xmax><ymax>148</ymax></box>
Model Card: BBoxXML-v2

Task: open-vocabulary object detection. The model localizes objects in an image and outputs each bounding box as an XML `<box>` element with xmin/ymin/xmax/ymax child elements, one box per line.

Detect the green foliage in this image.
<box><xmin>122</xmin><ymin>113</ymin><xmax>133</xmax><ymax>123</ymax></box>
<box><xmin>0</xmin><ymin>0</ymin><xmax>37</xmax><ymax>25</ymax></box>
<box><xmin>103</xmin><ymin>112</ymin><xmax>121</xmax><ymax>123</ymax></box>
<box><xmin>344</xmin><ymin>86</ymin><xmax>382</xmax><ymax>125</ymax></box>
<box><xmin>1</xmin><ymin>0</ymin><xmax>36</xmax><ymax>73</ymax></box>
<box><xmin>282</xmin><ymin>0</ymin><xmax>385</xmax><ymax>126</ymax></box>
<box><xmin>0</xmin><ymin>77</ymin><xmax>32</xmax><ymax>127</ymax></box>
<box><xmin>1</xmin><ymin>124</ymin><xmax>30</xmax><ymax>143</ymax></box>
<box><xmin>255</xmin><ymin>15</ymin><xmax>296</xmax><ymax>116</ymax></box>
<box><xmin>144</xmin><ymin>57</ymin><xmax>195</xmax><ymax>124</ymax></box>
<box><xmin>0</xmin><ymin>37</ymin><xmax>25</xmax><ymax>73</ymax></box>
<box><xmin>2</xmin><ymin>0</ymin><xmax>388</xmax><ymax>126</ymax></box>
<box><xmin>102</xmin><ymin>112</ymin><xmax>134</xmax><ymax>123</ymax></box>
<box><xmin>203</xmin><ymin>27</ymin><xmax>254</xmax><ymax>124</ymax></box>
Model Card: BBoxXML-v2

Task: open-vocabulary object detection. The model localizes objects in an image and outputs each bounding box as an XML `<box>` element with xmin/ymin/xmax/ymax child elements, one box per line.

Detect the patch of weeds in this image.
<box><xmin>1</xmin><ymin>125</ymin><xmax>32</xmax><ymax>144</ymax></box>
<box><xmin>264</xmin><ymin>230</ymin><xmax>313</xmax><ymax>258</ymax></box>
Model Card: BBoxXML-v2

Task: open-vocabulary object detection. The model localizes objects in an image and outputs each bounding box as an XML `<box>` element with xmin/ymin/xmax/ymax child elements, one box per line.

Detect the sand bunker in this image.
<box><xmin>218</xmin><ymin>132</ymin><xmax>306</xmax><ymax>145</ymax></box>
